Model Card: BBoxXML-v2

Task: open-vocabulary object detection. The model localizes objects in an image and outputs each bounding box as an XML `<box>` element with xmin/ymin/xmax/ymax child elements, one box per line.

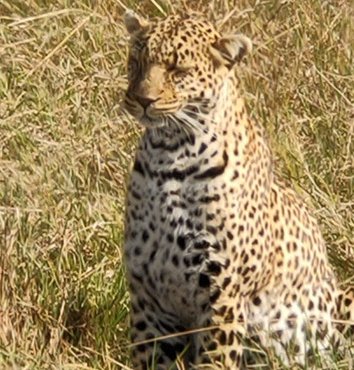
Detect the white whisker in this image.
<box><xmin>175</xmin><ymin>111</ymin><xmax>204</xmax><ymax>135</ymax></box>
<box><xmin>170</xmin><ymin>115</ymin><xmax>192</xmax><ymax>142</ymax></box>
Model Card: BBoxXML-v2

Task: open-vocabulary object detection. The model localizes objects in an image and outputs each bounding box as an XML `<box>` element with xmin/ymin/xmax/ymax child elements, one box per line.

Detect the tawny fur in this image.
<box><xmin>123</xmin><ymin>11</ymin><xmax>353</xmax><ymax>370</ymax></box>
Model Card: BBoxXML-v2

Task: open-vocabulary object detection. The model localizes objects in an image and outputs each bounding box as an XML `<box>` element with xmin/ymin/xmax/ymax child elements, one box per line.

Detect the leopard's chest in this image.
<box><xmin>125</xmin><ymin>170</ymin><xmax>224</xmax><ymax>321</ymax></box>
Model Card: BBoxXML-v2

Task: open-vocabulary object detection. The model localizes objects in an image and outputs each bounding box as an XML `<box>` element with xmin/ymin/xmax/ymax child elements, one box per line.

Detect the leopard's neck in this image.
<box><xmin>136</xmin><ymin>74</ymin><xmax>272</xmax><ymax>191</ymax></box>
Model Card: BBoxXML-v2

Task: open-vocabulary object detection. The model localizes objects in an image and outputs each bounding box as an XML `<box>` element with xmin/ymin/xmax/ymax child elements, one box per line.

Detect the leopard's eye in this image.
<box><xmin>166</xmin><ymin>53</ymin><xmax>193</xmax><ymax>76</ymax></box>
<box><xmin>170</xmin><ymin>65</ymin><xmax>194</xmax><ymax>78</ymax></box>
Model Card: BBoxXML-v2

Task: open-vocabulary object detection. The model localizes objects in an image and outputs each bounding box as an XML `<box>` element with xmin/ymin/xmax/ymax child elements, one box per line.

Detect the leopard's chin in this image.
<box><xmin>139</xmin><ymin>115</ymin><xmax>166</xmax><ymax>128</ymax></box>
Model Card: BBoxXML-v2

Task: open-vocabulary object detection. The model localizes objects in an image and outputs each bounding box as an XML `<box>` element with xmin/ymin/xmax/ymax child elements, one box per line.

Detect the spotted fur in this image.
<box><xmin>123</xmin><ymin>10</ymin><xmax>354</xmax><ymax>369</ymax></box>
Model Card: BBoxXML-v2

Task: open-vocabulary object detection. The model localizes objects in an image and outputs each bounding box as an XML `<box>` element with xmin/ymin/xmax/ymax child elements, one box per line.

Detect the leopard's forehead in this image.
<box><xmin>133</xmin><ymin>16</ymin><xmax>220</xmax><ymax>63</ymax></box>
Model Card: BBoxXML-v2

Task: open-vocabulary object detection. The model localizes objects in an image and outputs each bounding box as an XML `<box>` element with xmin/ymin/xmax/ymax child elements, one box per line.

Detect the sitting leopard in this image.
<box><xmin>123</xmin><ymin>9</ymin><xmax>354</xmax><ymax>370</ymax></box>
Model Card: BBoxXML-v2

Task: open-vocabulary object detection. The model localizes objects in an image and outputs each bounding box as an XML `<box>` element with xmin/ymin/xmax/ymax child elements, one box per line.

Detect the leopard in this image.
<box><xmin>122</xmin><ymin>9</ymin><xmax>354</xmax><ymax>370</ymax></box>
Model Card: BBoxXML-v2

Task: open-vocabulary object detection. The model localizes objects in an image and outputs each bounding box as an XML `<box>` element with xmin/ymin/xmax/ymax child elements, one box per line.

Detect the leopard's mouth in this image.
<box><xmin>124</xmin><ymin>98</ymin><xmax>186</xmax><ymax>128</ymax></box>
<box><xmin>144</xmin><ymin>102</ymin><xmax>183</xmax><ymax>119</ymax></box>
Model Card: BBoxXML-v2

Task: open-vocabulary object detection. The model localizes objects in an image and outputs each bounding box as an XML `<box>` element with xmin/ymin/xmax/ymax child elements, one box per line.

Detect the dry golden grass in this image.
<box><xmin>0</xmin><ymin>0</ymin><xmax>353</xmax><ymax>368</ymax></box>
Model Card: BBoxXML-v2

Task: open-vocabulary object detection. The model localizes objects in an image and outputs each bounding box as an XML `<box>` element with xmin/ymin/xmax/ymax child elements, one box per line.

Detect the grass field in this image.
<box><xmin>0</xmin><ymin>0</ymin><xmax>353</xmax><ymax>369</ymax></box>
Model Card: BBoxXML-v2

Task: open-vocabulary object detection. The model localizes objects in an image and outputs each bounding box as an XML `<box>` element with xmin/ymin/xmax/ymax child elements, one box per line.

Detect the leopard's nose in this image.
<box><xmin>135</xmin><ymin>95</ymin><xmax>158</xmax><ymax>109</ymax></box>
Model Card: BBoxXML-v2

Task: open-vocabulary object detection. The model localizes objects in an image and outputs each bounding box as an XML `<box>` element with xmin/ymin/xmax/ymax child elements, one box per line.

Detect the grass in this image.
<box><xmin>0</xmin><ymin>0</ymin><xmax>353</xmax><ymax>368</ymax></box>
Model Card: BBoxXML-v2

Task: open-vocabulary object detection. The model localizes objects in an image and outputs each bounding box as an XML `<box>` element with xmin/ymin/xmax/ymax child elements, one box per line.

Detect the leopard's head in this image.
<box><xmin>123</xmin><ymin>10</ymin><xmax>251</xmax><ymax>129</ymax></box>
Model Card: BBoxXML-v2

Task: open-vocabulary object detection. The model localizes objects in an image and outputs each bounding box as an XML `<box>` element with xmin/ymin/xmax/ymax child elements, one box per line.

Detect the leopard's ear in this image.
<box><xmin>210</xmin><ymin>34</ymin><xmax>252</xmax><ymax>68</ymax></box>
<box><xmin>124</xmin><ymin>9</ymin><xmax>150</xmax><ymax>34</ymax></box>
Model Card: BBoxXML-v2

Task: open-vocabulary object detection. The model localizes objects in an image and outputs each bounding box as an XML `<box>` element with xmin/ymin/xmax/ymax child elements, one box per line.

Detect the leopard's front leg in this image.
<box><xmin>189</xmin><ymin>235</ymin><xmax>247</xmax><ymax>370</ymax></box>
<box><xmin>193</xmin><ymin>295</ymin><xmax>247</xmax><ymax>370</ymax></box>
<box><xmin>129</xmin><ymin>289</ymin><xmax>190</xmax><ymax>370</ymax></box>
